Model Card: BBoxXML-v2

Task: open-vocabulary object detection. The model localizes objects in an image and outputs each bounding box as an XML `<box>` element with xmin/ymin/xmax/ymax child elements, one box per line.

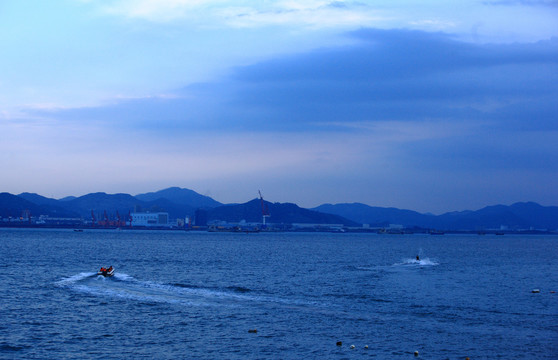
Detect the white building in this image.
<box><xmin>131</xmin><ymin>212</ymin><xmax>169</xmax><ymax>227</ymax></box>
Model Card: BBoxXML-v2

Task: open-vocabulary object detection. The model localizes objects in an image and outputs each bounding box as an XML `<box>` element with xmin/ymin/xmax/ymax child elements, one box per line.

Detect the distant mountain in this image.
<box><xmin>65</xmin><ymin>192</ymin><xmax>143</xmax><ymax>218</ymax></box>
<box><xmin>135</xmin><ymin>187</ymin><xmax>221</xmax><ymax>209</ymax></box>
<box><xmin>140</xmin><ymin>198</ymin><xmax>196</xmax><ymax>220</ymax></box>
<box><xmin>18</xmin><ymin>192</ymin><xmax>63</xmax><ymax>208</ymax></box>
<box><xmin>209</xmin><ymin>199</ymin><xmax>358</xmax><ymax>226</ymax></box>
<box><xmin>3</xmin><ymin>188</ymin><xmax>558</xmax><ymax>230</ymax></box>
<box><xmin>59</xmin><ymin>196</ymin><xmax>76</xmax><ymax>202</ymax></box>
<box><xmin>313</xmin><ymin>202</ymin><xmax>558</xmax><ymax>230</ymax></box>
<box><xmin>0</xmin><ymin>193</ymin><xmax>78</xmax><ymax>218</ymax></box>
<box><xmin>17</xmin><ymin>192</ymin><xmax>79</xmax><ymax>218</ymax></box>
<box><xmin>59</xmin><ymin>192</ymin><xmax>195</xmax><ymax>220</ymax></box>
<box><xmin>313</xmin><ymin>203</ymin><xmax>433</xmax><ymax>227</ymax></box>
<box><xmin>507</xmin><ymin>202</ymin><xmax>558</xmax><ymax>229</ymax></box>
<box><xmin>4</xmin><ymin>188</ymin><xmax>221</xmax><ymax>221</ymax></box>
<box><xmin>435</xmin><ymin>202</ymin><xmax>558</xmax><ymax>230</ymax></box>
<box><xmin>434</xmin><ymin>205</ymin><xmax>526</xmax><ymax>230</ymax></box>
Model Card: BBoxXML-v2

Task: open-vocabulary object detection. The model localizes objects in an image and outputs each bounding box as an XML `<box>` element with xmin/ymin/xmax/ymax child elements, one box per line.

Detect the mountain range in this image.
<box><xmin>1</xmin><ymin>187</ymin><xmax>558</xmax><ymax>230</ymax></box>
<box><xmin>312</xmin><ymin>202</ymin><xmax>558</xmax><ymax>231</ymax></box>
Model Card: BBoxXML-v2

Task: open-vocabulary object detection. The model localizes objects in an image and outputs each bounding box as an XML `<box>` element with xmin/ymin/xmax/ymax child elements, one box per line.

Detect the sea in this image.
<box><xmin>0</xmin><ymin>228</ymin><xmax>556</xmax><ymax>359</ymax></box>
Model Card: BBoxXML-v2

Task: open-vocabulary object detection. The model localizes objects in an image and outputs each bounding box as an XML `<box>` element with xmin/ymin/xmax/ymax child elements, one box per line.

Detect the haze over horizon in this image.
<box><xmin>1</xmin><ymin>0</ymin><xmax>557</xmax><ymax>214</ymax></box>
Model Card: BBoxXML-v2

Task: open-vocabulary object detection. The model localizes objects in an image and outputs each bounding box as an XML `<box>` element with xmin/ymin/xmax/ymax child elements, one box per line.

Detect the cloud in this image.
<box><xmin>408</xmin><ymin>19</ymin><xmax>456</xmax><ymax>30</ymax></box>
<box><xmin>219</xmin><ymin>30</ymin><xmax>558</xmax><ymax>130</ymax></box>
<box><xmin>483</xmin><ymin>0</ymin><xmax>558</xmax><ymax>6</ymax></box>
<box><xmin>98</xmin><ymin>0</ymin><xmax>221</xmax><ymax>22</ymax></box>
<box><xmin>219</xmin><ymin>1</ymin><xmax>382</xmax><ymax>29</ymax></box>
<box><xmin>89</xmin><ymin>0</ymin><xmax>385</xmax><ymax>29</ymax></box>
<box><xmin>30</xmin><ymin>28</ymin><xmax>558</xmax><ymax>134</ymax></box>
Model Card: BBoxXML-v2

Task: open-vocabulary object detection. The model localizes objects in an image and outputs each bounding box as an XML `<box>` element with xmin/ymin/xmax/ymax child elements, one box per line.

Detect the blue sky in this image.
<box><xmin>1</xmin><ymin>0</ymin><xmax>557</xmax><ymax>213</ymax></box>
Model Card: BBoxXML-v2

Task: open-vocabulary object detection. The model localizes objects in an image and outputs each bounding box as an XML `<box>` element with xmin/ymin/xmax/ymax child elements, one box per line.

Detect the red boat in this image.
<box><xmin>97</xmin><ymin>266</ymin><xmax>114</xmax><ymax>277</ymax></box>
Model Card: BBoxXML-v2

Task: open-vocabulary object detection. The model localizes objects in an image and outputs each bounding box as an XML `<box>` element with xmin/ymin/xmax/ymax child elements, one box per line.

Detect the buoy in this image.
<box><xmin>532</xmin><ymin>289</ymin><xmax>540</xmax><ymax>293</ymax></box>
<box><xmin>364</xmin><ymin>345</ymin><xmax>369</xmax><ymax>349</ymax></box>
<box><xmin>336</xmin><ymin>341</ymin><xmax>342</xmax><ymax>347</ymax></box>
<box><xmin>350</xmin><ymin>345</ymin><xmax>355</xmax><ymax>349</ymax></box>
<box><xmin>414</xmin><ymin>350</ymin><xmax>419</xmax><ymax>357</ymax></box>
<box><xmin>248</xmin><ymin>329</ymin><xmax>257</xmax><ymax>333</ymax></box>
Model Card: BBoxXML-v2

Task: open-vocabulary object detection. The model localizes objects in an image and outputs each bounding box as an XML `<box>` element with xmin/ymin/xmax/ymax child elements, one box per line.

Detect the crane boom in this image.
<box><xmin>258</xmin><ymin>190</ymin><xmax>270</xmax><ymax>226</ymax></box>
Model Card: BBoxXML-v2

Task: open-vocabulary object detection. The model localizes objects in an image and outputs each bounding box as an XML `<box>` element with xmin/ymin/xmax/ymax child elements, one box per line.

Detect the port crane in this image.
<box><xmin>259</xmin><ymin>190</ymin><xmax>270</xmax><ymax>226</ymax></box>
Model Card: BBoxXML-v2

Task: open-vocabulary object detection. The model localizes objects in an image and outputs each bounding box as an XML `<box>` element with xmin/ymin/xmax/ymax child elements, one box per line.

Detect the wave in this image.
<box><xmin>171</xmin><ymin>283</ymin><xmax>251</xmax><ymax>293</ymax></box>
<box><xmin>56</xmin><ymin>273</ymin><xmax>231</xmax><ymax>306</ymax></box>
<box><xmin>56</xmin><ymin>272</ymin><xmax>314</xmax><ymax>308</ymax></box>
<box><xmin>394</xmin><ymin>257</ymin><xmax>439</xmax><ymax>266</ymax></box>
<box><xmin>55</xmin><ymin>272</ymin><xmax>96</xmax><ymax>285</ymax></box>
<box><xmin>226</xmin><ymin>286</ymin><xmax>252</xmax><ymax>293</ymax></box>
<box><xmin>354</xmin><ymin>266</ymin><xmax>375</xmax><ymax>271</ymax></box>
<box><xmin>112</xmin><ymin>272</ymin><xmax>133</xmax><ymax>281</ymax></box>
<box><xmin>0</xmin><ymin>344</ymin><xmax>28</xmax><ymax>352</ymax></box>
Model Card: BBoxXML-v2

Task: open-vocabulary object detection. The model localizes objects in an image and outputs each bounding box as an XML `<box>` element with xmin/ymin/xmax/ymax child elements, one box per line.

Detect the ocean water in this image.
<box><xmin>0</xmin><ymin>229</ymin><xmax>556</xmax><ymax>359</ymax></box>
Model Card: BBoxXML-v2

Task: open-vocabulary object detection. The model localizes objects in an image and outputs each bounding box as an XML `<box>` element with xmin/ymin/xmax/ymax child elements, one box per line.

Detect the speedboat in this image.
<box><xmin>97</xmin><ymin>266</ymin><xmax>114</xmax><ymax>277</ymax></box>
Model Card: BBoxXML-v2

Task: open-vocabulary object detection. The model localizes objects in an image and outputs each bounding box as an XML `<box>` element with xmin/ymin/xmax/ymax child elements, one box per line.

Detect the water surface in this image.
<box><xmin>1</xmin><ymin>229</ymin><xmax>556</xmax><ymax>359</ymax></box>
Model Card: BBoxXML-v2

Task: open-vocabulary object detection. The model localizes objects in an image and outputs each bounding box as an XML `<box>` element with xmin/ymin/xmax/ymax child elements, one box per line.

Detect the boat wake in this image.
<box><xmin>395</xmin><ymin>257</ymin><xmax>439</xmax><ymax>267</ymax></box>
<box><xmin>55</xmin><ymin>272</ymin><xmax>316</xmax><ymax>309</ymax></box>
<box><xmin>56</xmin><ymin>272</ymin><xmax>97</xmax><ymax>285</ymax></box>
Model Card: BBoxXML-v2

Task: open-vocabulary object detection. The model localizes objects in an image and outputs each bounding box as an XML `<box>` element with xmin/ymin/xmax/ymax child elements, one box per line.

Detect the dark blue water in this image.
<box><xmin>1</xmin><ymin>229</ymin><xmax>556</xmax><ymax>359</ymax></box>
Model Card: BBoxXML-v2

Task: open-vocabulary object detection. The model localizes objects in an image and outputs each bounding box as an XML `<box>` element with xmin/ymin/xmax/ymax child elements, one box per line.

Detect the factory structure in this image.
<box><xmin>130</xmin><ymin>212</ymin><xmax>170</xmax><ymax>227</ymax></box>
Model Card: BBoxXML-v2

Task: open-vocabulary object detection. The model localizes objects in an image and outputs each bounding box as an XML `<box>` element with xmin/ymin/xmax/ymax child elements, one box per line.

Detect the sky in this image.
<box><xmin>1</xmin><ymin>0</ymin><xmax>557</xmax><ymax>213</ymax></box>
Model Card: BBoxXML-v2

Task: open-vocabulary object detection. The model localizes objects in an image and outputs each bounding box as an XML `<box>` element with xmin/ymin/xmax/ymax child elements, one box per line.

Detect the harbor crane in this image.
<box><xmin>259</xmin><ymin>190</ymin><xmax>270</xmax><ymax>226</ymax></box>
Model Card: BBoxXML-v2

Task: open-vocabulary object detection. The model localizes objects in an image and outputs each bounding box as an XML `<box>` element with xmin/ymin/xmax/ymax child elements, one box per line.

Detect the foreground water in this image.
<box><xmin>0</xmin><ymin>229</ymin><xmax>556</xmax><ymax>359</ymax></box>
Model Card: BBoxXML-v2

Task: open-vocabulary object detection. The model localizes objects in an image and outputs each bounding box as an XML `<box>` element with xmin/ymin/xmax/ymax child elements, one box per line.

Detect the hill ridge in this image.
<box><xmin>1</xmin><ymin>189</ymin><xmax>557</xmax><ymax>230</ymax></box>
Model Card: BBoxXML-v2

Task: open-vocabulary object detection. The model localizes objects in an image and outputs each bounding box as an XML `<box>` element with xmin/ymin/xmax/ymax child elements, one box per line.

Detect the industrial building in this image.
<box><xmin>130</xmin><ymin>212</ymin><xmax>169</xmax><ymax>227</ymax></box>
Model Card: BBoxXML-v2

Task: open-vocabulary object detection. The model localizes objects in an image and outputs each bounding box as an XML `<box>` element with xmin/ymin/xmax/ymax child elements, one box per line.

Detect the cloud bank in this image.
<box><xmin>33</xmin><ymin>29</ymin><xmax>558</xmax><ymax>131</ymax></box>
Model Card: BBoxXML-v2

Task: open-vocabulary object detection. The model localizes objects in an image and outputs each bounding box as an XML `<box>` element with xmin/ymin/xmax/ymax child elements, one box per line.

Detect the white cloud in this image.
<box><xmin>99</xmin><ymin>0</ymin><xmax>223</xmax><ymax>22</ymax></box>
<box><xmin>219</xmin><ymin>2</ymin><xmax>383</xmax><ymax>29</ymax></box>
<box><xmin>78</xmin><ymin>0</ymin><xmax>558</xmax><ymax>42</ymax></box>
<box><xmin>91</xmin><ymin>0</ymin><xmax>385</xmax><ymax>29</ymax></box>
<box><xmin>408</xmin><ymin>18</ymin><xmax>456</xmax><ymax>30</ymax></box>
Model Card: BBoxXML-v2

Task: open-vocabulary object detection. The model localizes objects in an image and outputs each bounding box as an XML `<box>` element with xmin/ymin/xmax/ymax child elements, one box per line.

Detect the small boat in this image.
<box><xmin>97</xmin><ymin>266</ymin><xmax>114</xmax><ymax>277</ymax></box>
